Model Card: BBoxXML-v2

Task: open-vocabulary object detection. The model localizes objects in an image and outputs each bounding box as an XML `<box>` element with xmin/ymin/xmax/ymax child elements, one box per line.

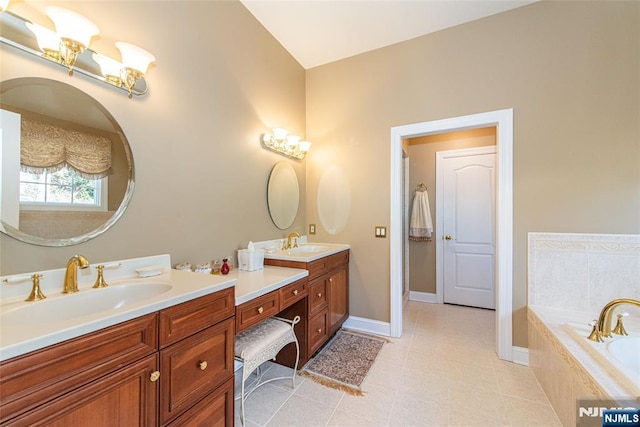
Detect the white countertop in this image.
<box><xmin>230</xmin><ymin>266</ymin><xmax>309</xmax><ymax>305</ymax></box>
<box><xmin>0</xmin><ymin>269</ymin><xmax>236</xmax><ymax>362</ymax></box>
<box><xmin>262</xmin><ymin>243</ymin><xmax>350</xmax><ymax>263</ymax></box>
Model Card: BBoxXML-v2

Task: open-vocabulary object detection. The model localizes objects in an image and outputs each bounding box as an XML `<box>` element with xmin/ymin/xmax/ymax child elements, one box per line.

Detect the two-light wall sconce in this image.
<box><xmin>262</xmin><ymin>128</ymin><xmax>312</xmax><ymax>160</ymax></box>
<box><xmin>0</xmin><ymin>1</ymin><xmax>155</xmax><ymax>99</ymax></box>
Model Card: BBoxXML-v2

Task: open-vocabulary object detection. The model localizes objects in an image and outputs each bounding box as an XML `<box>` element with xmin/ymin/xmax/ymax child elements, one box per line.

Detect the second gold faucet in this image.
<box><xmin>284</xmin><ymin>232</ymin><xmax>300</xmax><ymax>250</ymax></box>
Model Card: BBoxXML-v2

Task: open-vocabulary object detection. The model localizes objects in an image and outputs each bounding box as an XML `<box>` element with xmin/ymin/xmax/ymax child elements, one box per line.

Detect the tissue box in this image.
<box><xmin>237</xmin><ymin>249</ymin><xmax>264</xmax><ymax>271</ymax></box>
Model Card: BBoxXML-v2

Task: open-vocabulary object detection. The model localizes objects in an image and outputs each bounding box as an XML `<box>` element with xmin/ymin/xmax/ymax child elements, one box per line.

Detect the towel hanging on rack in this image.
<box><xmin>409</xmin><ymin>188</ymin><xmax>433</xmax><ymax>242</ymax></box>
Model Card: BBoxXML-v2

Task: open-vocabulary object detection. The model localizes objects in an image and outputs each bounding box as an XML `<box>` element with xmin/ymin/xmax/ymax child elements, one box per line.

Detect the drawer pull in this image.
<box><xmin>293</xmin><ymin>289</ymin><xmax>298</xmax><ymax>296</ymax></box>
<box><xmin>329</xmin><ymin>278</ymin><xmax>333</xmax><ymax>282</ymax></box>
<box><xmin>257</xmin><ymin>306</ymin><xmax>264</xmax><ymax>314</ymax></box>
<box><xmin>199</xmin><ymin>361</ymin><xmax>208</xmax><ymax>371</ymax></box>
<box><xmin>316</xmin><ymin>328</ymin><xmax>322</xmax><ymax>334</ymax></box>
<box><xmin>317</xmin><ymin>292</ymin><xmax>322</xmax><ymax>298</ymax></box>
<box><xmin>150</xmin><ymin>371</ymin><xmax>160</xmax><ymax>382</ymax></box>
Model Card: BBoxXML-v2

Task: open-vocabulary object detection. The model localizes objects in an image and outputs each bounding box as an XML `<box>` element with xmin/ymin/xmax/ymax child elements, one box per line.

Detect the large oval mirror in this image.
<box><xmin>0</xmin><ymin>77</ymin><xmax>134</xmax><ymax>246</ymax></box>
<box><xmin>267</xmin><ymin>162</ymin><xmax>299</xmax><ymax>230</ymax></box>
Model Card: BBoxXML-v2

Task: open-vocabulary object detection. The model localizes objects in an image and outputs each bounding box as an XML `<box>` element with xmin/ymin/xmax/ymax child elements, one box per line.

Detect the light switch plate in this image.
<box><xmin>309</xmin><ymin>224</ymin><xmax>316</xmax><ymax>235</ymax></box>
<box><xmin>375</xmin><ymin>226</ymin><xmax>387</xmax><ymax>238</ymax></box>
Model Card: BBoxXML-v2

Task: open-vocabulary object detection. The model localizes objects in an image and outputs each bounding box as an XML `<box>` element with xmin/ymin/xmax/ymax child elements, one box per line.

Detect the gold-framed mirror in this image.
<box><xmin>0</xmin><ymin>77</ymin><xmax>134</xmax><ymax>246</ymax></box>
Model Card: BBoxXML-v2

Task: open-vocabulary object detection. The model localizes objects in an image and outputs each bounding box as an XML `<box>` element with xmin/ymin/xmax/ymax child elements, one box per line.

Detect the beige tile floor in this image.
<box><xmin>234</xmin><ymin>301</ymin><xmax>561</xmax><ymax>426</ymax></box>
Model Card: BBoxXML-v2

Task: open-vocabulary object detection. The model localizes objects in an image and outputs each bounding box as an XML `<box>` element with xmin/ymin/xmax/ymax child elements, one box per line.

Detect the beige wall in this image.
<box><xmin>0</xmin><ymin>0</ymin><xmax>306</xmax><ymax>274</ymax></box>
<box><xmin>407</xmin><ymin>128</ymin><xmax>496</xmax><ymax>294</ymax></box>
<box><xmin>306</xmin><ymin>1</ymin><xmax>640</xmax><ymax>346</ymax></box>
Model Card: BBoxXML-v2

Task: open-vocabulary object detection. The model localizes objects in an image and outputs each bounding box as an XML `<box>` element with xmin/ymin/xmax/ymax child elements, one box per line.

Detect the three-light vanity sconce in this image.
<box><xmin>262</xmin><ymin>128</ymin><xmax>312</xmax><ymax>160</ymax></box>
<box><xmin>0</xmin><ymin>1</ymin><xmax>155</xmax><ymax>99</ymax></box>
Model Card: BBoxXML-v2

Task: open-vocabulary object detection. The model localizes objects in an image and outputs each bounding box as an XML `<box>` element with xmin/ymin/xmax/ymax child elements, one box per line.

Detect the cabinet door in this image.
<box><xmin>328</xmin><ymin>266</ymin><xmax>349</xmax><ymax>335</ymax></box>
<box><xmin>7</xmin><ymin>354</ymin><xmax>158</xmax><ymax>427</ymax></box>
<box><xmin>0</xmin><ymin>313</ymin><xmax>157</xmax><ymax>424</ymax></box>
<box><xmin>308</xmin><ymin>278</ymin><xmax>328</xmax><ymax>316</ymax></box>
<box><xmin>160</xmin><ymin>317</ymin><xmax>234</xmax><ymax>425</ymax></box>
<box><xmin>166</xmin><ymin>377</ymin><xmax>233</xmax><ymax>427</ymax></box>
<box><xmin>308</xmin><ymin>310</ymin><xmax>329</xmax><ymax>356</ymax></box>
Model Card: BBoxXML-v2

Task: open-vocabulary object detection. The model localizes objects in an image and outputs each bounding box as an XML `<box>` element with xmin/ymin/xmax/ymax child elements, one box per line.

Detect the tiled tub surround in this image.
<box><xmin>528</xmin><ymin>233</ymin><xmax>640</xmax><ymax>426</ymax></box>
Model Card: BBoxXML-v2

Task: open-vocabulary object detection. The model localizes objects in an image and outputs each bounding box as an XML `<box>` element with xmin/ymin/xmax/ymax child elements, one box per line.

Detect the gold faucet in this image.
<box><xmin>63</xmin><ymin>255</ymin><xmax>90</xmax><ymax>293</ymax></box>
<box><xmin>592</xmin><ymin>298</ymin><xmax>640</xmax><ymax>340</ymax></box>
<box><xmin>284</xmin><ymin>232</ymin><xmax>300</xmax><ymax>250</ymax></box>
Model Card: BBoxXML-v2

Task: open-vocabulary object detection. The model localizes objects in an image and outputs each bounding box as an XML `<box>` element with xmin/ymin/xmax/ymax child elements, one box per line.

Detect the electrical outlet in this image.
<box><xmin>309</xmin><ymin>224</ymin><xmax>316</xmax><ymax>235</ymax></box>
<box><xmin>375</xmin><ymin>226</ymin><xmax>387</xmax><ymax>238</ymax></box>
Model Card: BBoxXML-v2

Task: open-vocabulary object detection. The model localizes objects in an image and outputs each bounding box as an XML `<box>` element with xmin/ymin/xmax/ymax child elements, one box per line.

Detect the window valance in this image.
<box><xmin>20</xmin><ymin>118</ymin><xmax>112</xmax><ymax>179</ymax></box>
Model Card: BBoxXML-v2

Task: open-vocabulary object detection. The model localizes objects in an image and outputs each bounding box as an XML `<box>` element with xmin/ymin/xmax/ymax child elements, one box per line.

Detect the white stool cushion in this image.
<box><xmin>235</xmin><ymin>318</ymin><xmax>292</xmax><ymax>361</ymax></box>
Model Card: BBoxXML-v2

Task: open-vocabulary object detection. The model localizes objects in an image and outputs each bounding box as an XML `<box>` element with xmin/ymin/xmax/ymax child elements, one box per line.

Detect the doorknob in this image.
<box><xmin>444</xmin><ymin>235</ymin><xmax>453</xmax><ymax>240</ymax></box>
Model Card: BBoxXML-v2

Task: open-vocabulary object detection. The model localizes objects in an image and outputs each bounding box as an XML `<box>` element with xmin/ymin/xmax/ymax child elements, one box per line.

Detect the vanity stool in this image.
<box><xmin>235</xmin><ymin>315</ymin><xmax>301</xmax><ymax>425</ymax></box>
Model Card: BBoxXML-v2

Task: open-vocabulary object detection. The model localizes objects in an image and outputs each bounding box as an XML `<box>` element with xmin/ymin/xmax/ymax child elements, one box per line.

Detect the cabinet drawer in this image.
<box><xmin>160</xmin><ymin>317</ymin><xmax>234</xmax><ymax>425</ymax></box>
<box><xmin>166</xmin><ymin>377</ymin><xmax>233</xmax><ymax>427</ymax></box>
<box><xmin>279</xmin><ymin>277</ymin><xmax>308</xmax><ymax>310</ymax></box>
<box><xmin>328</xmin><ymin>250</ymin><xmax>349</xmax><ymax>270</ymax></box>
<box><xmin>0</xmin><ymin>313</ymin><xmax>157</xmax><ymax>425</ymax></box>
<box><xmin>308</xmin><ymin>311</ymin><xmax>329</xmax><ymax>356</ymax></box>
<box><xmin>308</xmin><ymin>279</ymin><xmax>328</xmax><ymax>316</ymax></box>
<box><xmin>307</xmin><ymin>257</ymin><xmax>329</xmax><ymax>281</ymax></box>
<box><xmin>159</xmin><ymin>287</ymin><xmax>234</xmax><ymax>348</ymax></box>
<box><xmin>235</xmin><ymin>291</ymin><xmax>280</xmax><ymax>333</ymax></box>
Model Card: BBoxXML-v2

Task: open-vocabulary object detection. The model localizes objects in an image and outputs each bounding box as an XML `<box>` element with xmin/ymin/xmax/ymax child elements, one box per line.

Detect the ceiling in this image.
<box><xmin>240</xmin><ymin>0</ymin><xmax>537</xmax><ymax>69</ymax></box>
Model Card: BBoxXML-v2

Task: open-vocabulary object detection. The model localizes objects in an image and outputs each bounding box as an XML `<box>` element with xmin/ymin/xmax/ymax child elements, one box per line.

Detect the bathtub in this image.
<box><xmin>565</xmin><ymin>323</ymin><xmax>640</xmax><ymax>397</ymax></box>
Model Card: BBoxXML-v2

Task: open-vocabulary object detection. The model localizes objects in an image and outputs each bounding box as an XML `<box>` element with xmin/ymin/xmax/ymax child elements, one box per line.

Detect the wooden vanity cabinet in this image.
<box><xmin>0</xmin><ymin>287</ymin><xmax>236</xmax><ymax>427</ymax></box>
<box><xmin>265</xmin><ymin>249</ymin><xmax>349</xmax><ymax>358</ymax></box>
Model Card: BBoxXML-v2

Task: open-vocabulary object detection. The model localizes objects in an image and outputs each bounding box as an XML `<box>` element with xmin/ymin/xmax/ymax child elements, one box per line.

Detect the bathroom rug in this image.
<box><xmin>300</xmin><ymin>330</ymin><xmax>385</xmax><ymax>396</ymax></box>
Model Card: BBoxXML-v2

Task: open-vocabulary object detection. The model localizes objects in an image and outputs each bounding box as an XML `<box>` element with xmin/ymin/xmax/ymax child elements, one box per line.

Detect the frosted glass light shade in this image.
<box><xmin>299</xmin><ymin>141</ymin><xmax>312</xmax><ymax>152</ymax></box>
<box><xmin>116</xmin><ymin>42</ymin><xmax>155</xmax><ymax>74</ymax></box>
<box><xmin>272</xmin><ymin>128</ymin><xmax>288</xmax><ymax>140</ymax></box>
<box><xmin>26</xmin><ymin>22</ymin><xmax>60</xmax><ymax>52</ymax></box>
<box><xmin>286</xmin><ymin>135</ymin><xmax>301</xmax><ymax>147</ymax></box>
<box><xmin>46</xmin><ymin>7</ymin><xmax>99</xmax><ymax>47</ymax></box>
<box><xmin>0</xmin><ymin>0</ymin><xmax>10</xmax><ymax>12</ymax></box>
<box><xmin>93</xmin><ymin>53</ymin><xmax>122</xmax><ymax>78</ymax></box>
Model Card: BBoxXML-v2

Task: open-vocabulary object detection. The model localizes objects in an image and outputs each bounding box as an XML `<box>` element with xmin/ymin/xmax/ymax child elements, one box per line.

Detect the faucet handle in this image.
<box><xmin>612</xmin><ymin>312</ymin><xmax>629</xmax><ymax>336</ymax></box>
<box><xmin>93</xmin><ymin>265</ymin><xmax>108</xmax><ymax>289</ymax></box>
<box><xmin>587</xmin><ymin>320</ymin><xmax>604</xmax><ymax>342</ymax></box>
<box><xmin>25</xmin><ymin>273</ymin><xmax>47</xmax><ymax>302</ymax></box>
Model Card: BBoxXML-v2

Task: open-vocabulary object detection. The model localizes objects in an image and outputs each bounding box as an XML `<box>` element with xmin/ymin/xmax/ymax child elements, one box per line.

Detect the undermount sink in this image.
<box><xmin>286</xmin><ymin>245</ymin><xmax>329</xmax><ymax>254</ymax></box>
<box><xmin>1</xmin><ymin>282</ymin><xmax>172</xmax><ymax>325</ymax></box>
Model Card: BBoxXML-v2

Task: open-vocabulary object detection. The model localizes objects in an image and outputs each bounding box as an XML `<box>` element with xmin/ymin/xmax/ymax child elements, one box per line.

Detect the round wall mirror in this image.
<box><xmin>267</xmin><ymin>162</ymin><xmax>299</xmax><ymax>230</ymax></box>
<box><xmin>0</xmin><ymin>77</ymin><xmax>134</xmax><ymax>246</ymax></box>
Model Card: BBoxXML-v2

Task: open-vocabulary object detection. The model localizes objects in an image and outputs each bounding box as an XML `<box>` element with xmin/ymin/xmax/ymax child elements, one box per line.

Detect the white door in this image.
<box><xmin>438</xmin><ymin>146</ymin><xmax>496</xmax><ymax>309</ymax></box>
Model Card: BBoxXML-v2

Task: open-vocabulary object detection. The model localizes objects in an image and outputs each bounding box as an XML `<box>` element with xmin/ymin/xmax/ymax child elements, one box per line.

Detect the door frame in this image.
<box><xmin>436</xmin><ymin>145</ymin><xmax>496</xmax><ymax>306</ymax></box>
<box><xmin>390</xmin><ymin>108</ymin><xmax>513</xmax><ymax>361</ymax></box>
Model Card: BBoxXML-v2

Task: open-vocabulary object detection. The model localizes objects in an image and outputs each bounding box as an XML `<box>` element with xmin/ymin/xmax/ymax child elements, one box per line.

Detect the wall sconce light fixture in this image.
<box><xmin>262</xmin><ymin>128</ymin><xmax>311</xmax><ymax>160</ymax></box>
<box><xmin>46</xmin><ymin>6</ymin><xmax>99</xmax><ymax>76</ymax></box>
<box><xmin>0</xmin><ymin>2</ymin><xmax>155</xmax><ymax>99</ymax></box>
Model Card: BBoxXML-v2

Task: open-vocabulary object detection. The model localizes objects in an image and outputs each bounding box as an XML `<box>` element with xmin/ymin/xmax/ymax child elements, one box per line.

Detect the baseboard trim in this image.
<box><xmin>343</xmin><ymin>316</ymin><xmax>391</xmax><ymax>337</ymax></box>
<box><xmin>512</xmin><ymin>346</ymin><xmax>529</xmax><ymax>366</ymax></box>
<box><xmin>408</xmin><ymin>291</ymin><xmax>438</xmax><ymax>303</ymax></box>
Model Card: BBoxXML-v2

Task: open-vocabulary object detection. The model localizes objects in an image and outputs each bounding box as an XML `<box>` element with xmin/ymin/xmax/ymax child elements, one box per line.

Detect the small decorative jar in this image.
<box><xmin>221</xmin><ymin>258</ymin><xmax>230</xmax><ymax>275</ymax></box>
<box><xmin>211</xmin><ymin>259</ymin><xmax>222</xmax><ymax>275</ymax></box>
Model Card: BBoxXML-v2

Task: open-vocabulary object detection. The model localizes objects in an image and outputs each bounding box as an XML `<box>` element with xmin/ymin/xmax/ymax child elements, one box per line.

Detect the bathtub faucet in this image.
<box><xmin>594</xmin><ymin>298</ymin><xmax>640</xmax><ymax>340</ymax></box>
